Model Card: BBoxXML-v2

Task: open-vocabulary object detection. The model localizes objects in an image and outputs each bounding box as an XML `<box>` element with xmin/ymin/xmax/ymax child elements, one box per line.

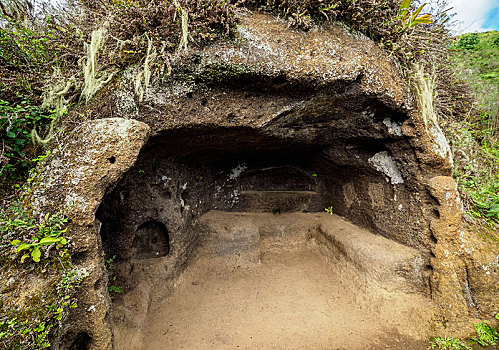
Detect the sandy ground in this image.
<box><xmin>139</xmin><ymin>248</ymin><xmax>428</xmax><ymax>350</ymax></box>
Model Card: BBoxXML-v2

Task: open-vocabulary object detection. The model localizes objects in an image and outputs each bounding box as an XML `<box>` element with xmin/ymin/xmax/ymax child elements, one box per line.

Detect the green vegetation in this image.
<box><xmin>0</xmin><ymin>160</ymin><xmax>83</xmax><ymax>350</ymax></box>
<box><xmin>444</xmin><ymin>31</ymin><xmax>499</xmax><ymax>230</ymax></box>
<box><xmin>429</xmin><ymin>315</ymin><xmax>499</xmax><ymax>349</ymax></box>
<box><xmin>472</xmin><ymin>316</ymin><xmax>499</xmax><ymax>347</ymax></box>
<box><xmin>10</xmin><ymin>212</ymin><xmax>68</xmax><ymax>263</ymax></box>
<box><xmin>429</xmin><ymin>336</ymin><xmax>472</xmax><ymax>350</ymax></box>
<box><xmin>0</xmin><ymin>264</ymin><xmax>86</xmax><ymax>350</ymax></box>
<box><xmin>105</xmin><ymin>255</ymin><xmax>123</xmax><ymax>297</ymax></box>
<box><xmin>0</xmin><ymin>186</ymin><xmax>83</xmax><ymax>349</ymax></box>
<box><xmin>0</xmin><ymin>100</ymin><xmax>57</xmax><ymax>190</ymax></box>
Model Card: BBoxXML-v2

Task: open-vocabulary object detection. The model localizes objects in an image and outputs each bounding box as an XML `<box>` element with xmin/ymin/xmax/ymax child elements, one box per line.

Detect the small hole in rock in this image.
<box><xmin>186</xmin><ymin>92</ymin><xmax>193</xmax><ymax>99</ymax></box>
<box><xmin>425</xmin><ymin>264</ymin><xmax>434</xmax><ymax>272</ymax></box>
<box><xmin>274</xmin><ymin>75</ymin><xmax>287</xmax><ymax>84</ymax></box>
<box><xmin>108</xmin><ymin>156</ymin><xmax>116</xmax><ymax>164</ymax></box>
<box><xmin>430</xmin><ymin>234</ymin><xmax>438</xmax><ymax>244</ymax></box>
<box><xmin>201</xmin><ymin>99</ymin><xmax>208</xmax><ymax>106</ymax></box>
<box><xmin>69</xmin><ymin>332</ymin><xmax>91</xmax><ymax>350</ymax></box>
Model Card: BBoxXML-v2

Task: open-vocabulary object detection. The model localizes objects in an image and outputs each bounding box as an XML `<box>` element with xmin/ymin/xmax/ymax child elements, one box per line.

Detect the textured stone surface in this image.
<box><xmin>30</xmin><ymin>10</ymin><xmax>497</xmax><ymax>349</ymax></box>
<box><xmin>32</xmin><ymin>118</ymin><xmax>150</xmax><ymax>350</ymax></box>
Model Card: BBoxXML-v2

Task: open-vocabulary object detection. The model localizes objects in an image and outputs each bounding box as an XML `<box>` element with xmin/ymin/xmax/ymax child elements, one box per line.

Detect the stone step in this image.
<box><xmin>198</xmin><ymin>211</ymin><xmax>425</xmax><ymax>293</ymax></box>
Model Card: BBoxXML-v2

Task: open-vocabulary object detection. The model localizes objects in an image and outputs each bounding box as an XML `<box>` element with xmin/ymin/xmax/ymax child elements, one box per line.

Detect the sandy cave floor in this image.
<box><xmin>138</xmin><ymin>248</ymin><xmax>429</xmax><ymax>350</ymax></box>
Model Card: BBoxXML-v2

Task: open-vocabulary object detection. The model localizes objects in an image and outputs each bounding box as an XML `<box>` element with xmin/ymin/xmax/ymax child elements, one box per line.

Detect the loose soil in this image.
<box><xmin>139</xmin><ymin>248</ymin><xmax>429</xmax><ymax>350</ymax></box>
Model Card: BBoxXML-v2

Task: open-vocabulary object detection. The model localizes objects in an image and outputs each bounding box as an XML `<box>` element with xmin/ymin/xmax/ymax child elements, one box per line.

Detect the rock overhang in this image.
<box><xmin>28</xmin><ymin>10</ymin><xmax>493</xmax><ymax>350</ymax></box>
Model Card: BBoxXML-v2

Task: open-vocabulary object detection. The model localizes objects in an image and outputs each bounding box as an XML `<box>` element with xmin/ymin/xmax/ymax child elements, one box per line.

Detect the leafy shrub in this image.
<box><xmin>0</xmin><ymin>194</ymin><xmax>68</xmax><ymax>262</ymax></box>
<box><xmin>0</xmin><ymin>186</ymin><xmax>85</xmax><ymax>349</ymax></box>
<box><xmin>457</xmin><ymin>33</ymin><xmax>480</xmax><ymax>50</ymax></box>
<box><xmin>10</xmin><ymin>211</ymin><xmax>68</xmax><ymax>263</ymax></box>
<box><xmin>447</xmin><ymin>31</ymin><xmax>499</xmax><ymax>229</ymax></box>
<box><xmin>0</xmin><ymin>99</ymin><xmax>57</xmax><ymax>181</ymax></box>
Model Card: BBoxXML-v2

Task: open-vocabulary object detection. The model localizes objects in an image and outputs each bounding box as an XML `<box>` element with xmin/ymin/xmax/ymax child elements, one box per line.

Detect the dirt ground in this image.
<box><xmin>138</xmin><ymin>248</ymin><xmax>430</xmax><ymax>350</ymax></box>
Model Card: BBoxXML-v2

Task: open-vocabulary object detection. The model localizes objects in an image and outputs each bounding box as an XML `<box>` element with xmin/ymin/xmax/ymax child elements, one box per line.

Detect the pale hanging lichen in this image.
<box><xmin>134</xmin><ymin>35</ymin><xmax>157</xmax><ymax>102</ymax></box>
<box><xmin>411</xmin><ymin>63</ymin><xmax>452</xmax><ymax>163</ymax></box>
<box><xmin>174</xmin><ymin>0</ymin><xmax>189</xmax><ymax>52</ymax></box>
<box><xmin>80</xmin><ymin>25</ymin><xmax>116</xmax><ymax>102</ymax></box>
<box><xmin>32</xmin><ymin>69</ymin><xmax>77</xmax><ymax>145</ymax></box>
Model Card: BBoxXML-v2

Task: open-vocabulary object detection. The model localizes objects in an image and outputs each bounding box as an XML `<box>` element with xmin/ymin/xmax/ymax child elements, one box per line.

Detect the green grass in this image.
<box><xmin>444</xmin><ymin>31</ymin><xmax>499</xmax><ymax>229</ymax></box>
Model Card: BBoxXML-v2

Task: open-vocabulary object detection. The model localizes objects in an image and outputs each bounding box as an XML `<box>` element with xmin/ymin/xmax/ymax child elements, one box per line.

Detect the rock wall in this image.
<box><xmin>30</xmin><ymin>10</ymin><xmax>498</xmax><ymax>349</ymax></box>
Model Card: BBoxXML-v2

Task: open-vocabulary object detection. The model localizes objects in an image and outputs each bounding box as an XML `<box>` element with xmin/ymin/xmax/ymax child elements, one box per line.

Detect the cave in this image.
<box><xmin>33</xmin><ymin>12</ymin><xmax>476</xmax><ymax>349</ymax></box>
<box><xmin>95</xmin><ymin>119</ymin><xmax>434</xmax><ymax>349</ymax></box>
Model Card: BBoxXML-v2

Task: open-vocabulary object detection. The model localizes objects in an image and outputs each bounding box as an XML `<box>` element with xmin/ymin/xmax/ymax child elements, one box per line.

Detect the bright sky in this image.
<box><xmin>448</xmin><ymin>0</ymin><xmax>499</xmax><ymax>33</ymax></box>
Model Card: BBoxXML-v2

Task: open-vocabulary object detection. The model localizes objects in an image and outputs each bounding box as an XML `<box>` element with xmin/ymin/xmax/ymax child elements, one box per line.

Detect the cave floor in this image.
<box><xmin>139</xmin><ymin>248</ymin><xmax>429</xmax><ymax>350</ymax></box>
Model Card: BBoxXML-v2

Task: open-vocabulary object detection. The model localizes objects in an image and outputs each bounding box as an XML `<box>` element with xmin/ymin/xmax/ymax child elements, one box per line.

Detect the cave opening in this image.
<box><xmin>95</xmin><ymin>121</ymin><xmax>434</xmax><ymax>348</ymax></box>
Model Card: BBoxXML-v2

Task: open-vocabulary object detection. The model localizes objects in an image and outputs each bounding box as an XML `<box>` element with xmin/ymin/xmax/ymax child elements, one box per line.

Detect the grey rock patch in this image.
<box><xmin>368</xmin><ymin>151</ymin><xmax>404</xmax><ymax>184</ymax></box>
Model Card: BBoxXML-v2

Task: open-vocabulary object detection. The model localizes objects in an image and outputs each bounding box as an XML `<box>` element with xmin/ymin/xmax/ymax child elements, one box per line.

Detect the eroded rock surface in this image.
<box><xmin>32</xmin><ymin>118</ymin><xmax>150</xmax><ymax>349</ymax></box>
<box><xmin>31</xmin><ymin>10</ymin><xmax>498</xmax><ymax>350</ymax></box>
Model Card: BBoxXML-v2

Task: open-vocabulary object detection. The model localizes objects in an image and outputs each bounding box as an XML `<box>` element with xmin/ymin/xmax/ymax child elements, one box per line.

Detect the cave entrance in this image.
<box><xmin>95</xmin><ymin>126</ymin><xmax>433</xmax><ymax>349</ymax></box>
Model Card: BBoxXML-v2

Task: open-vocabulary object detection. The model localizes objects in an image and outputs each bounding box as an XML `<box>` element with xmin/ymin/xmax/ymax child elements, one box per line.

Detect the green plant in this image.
<box><xmin>108</xmin><ymin>285</ymin><xmax>123</xmax><ymax>294</ymax></box>
<box><xmin>0</xmin><ymin>190</ymin><xmax>84</xmax><ymax>349</ymax></box>
<box><xmin>472</xmin><ymin>319</ymin><xmax>499</xmax><ymax>347</ymax></box>
<box><xmin>1</xmin><ymin>195</ymin><xmax>69</xmax><ymax>262</ymax></box>
<box><xmin>324</xmin><ymin>206</ymin><xmax>333</xmax><ymax>215</ymax></box>
<box><xmin>429</xmin><ymin>336</ymin><xmax>472</xmax><ymax>350</ymax></box>
<box><xmin>396</xmin><ymin>0</ymin><xmax>432</xmax><ymax>29</ymax></box>
<box><xmin>0</xmin><ymin>99</ymin><xmax>57</xmax><ymax>179</ymax></box>
<box><xmin>457</xmin><ymin>33</ymin><xmax>480</xmax><ymax>50</ymax></box>
<box><xmin>445</xmin><ymin>31</ymin><xmax>499</xmax><ymax>230</ymax></box>
<box><xmin>105</xmin><ymin>255</ymin><xmax>123</xmax><ymax>296</ymax></box>
<box><xmin>0</xmin><ymin>265</ymin><xmax>87</xmax><ymax>349</ymax></box>
<box><xmin>430</xmin><ymin>315</ymin><xmax>499</xmax><ymax>350</ymax></box>
<box><xmin>105</xmin><ymin>255</ymin><xmax>117</xmax><ymax>271</ymax></box>
<box><xmin>9</xmin><ymin>212</ymin><xmax>68</xmax><ymax>263</ymax></box>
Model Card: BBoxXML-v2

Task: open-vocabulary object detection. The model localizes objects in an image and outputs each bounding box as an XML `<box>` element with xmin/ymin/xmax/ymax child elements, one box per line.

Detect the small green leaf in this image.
<box><xmin>6</xmin><ymin>131</ymin><xmax>16</xmax><ymax>138</ymax></box>
<box><xmin>21</xmin><ymin>254</ymin><xmax>30</xmax><ymax>263</ymax></box>
<box><xmin>17</xmin><ymin>243</ymin><xmax>32</xmax><ymax>252</ymax></box>
<box><xmin>108</xmin><ymin>286</ymin><xmax>123</xmax><ymax>293</ymax></box>
<box><xmin>10</xmin><ymin>239</ymin><xmax>21</xmax><ymax>246</ymax></box>
<box><xmin>31</xmin><ymin>247</ymin><xmax>41</xmax><ymax>262</ymax></box>
<box><xmin>39</xmin><ymin>237</ymin><xmax>60</xmax><ymax>245</ymax></box>
<box><xmin>399</xmin><ymin>0</ymin><xmax>411</xmax><ymax>9</ymax></box>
